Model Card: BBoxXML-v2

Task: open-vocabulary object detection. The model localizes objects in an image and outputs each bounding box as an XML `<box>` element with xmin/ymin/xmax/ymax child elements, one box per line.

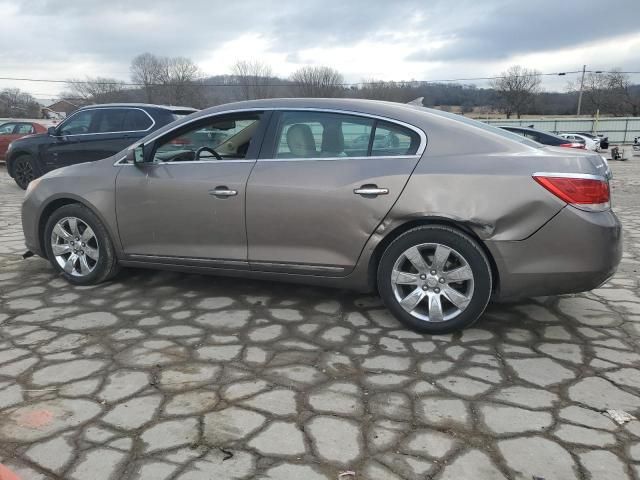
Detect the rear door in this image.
<box><xmin>245</xmin><ymin>110</ymin><xmax>425</xmax><ymax>275</ymax></box>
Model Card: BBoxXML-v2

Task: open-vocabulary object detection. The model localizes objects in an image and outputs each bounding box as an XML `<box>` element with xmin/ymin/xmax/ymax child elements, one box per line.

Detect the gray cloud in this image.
<box><xmin>1</xmin><ymin>0</ymin><xmax>638</xmax><ymax>94</ymax></box>
<box><xmin>406</xmin><ymin>0</ymin><xmax>640</xmax><ymax>62</ymax></box>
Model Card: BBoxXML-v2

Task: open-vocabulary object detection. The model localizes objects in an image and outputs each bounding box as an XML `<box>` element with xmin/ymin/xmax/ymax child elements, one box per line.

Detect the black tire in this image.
<box><xmin>13</xmin><ymin>154</ymin><xmax>37</xmax><ymax>190</ymax></box>
<box><xmin>43</xmin><ymin>204</ymin><xmax>120</xmax><ymax>285</ymax></box>
<box><xmin>377</xmin><ymin>225</ymin><xmax>492</xmax><ymax>334</ymax></box>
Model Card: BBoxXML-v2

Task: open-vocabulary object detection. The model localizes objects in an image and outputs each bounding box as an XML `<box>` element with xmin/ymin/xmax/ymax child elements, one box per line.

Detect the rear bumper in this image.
<box><xmin>487</xmin><ymin>206</ymin><xmax>622</xmax><ymax>299</ymax></box>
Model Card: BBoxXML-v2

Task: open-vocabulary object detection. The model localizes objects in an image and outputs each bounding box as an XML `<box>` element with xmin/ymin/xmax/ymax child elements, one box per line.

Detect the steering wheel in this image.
<box><xmin>195</xmin><ymin>146</ymin><xmax>222</xmax><ymax>160</ymax></box>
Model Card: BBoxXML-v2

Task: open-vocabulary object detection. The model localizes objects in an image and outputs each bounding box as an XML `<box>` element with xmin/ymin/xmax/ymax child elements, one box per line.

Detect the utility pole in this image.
<box><xmin>576</xmin><ymin>64</ymin><xmax>586</xmax><ymax>116</ymax></box>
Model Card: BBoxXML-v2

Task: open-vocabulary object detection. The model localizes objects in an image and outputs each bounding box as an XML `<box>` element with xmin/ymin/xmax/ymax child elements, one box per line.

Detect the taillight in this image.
<box><xmin>559</xmin><ymin>143</ymin><xmax>585</xmax><ymax>149</ymax></box>
<box><xmin>533</xmin><ymin>173</ymin><xmax>610</xmax><ymax>211</ymax></box>
<box><xmin>170</xmin><ymin>137</ymin><xmax>190</xmax><ymax>146</ymax></box>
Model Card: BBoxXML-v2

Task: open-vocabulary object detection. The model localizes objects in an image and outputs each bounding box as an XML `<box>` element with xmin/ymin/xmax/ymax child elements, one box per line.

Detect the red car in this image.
<box><xmin>0</xmin><ymin>121</ymin><xmax>47</xmax><ymax>160</ymax></box>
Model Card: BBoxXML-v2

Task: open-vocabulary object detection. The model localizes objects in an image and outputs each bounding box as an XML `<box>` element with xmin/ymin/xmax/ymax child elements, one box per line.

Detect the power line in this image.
<box><xmin>1</xmin><ymin>69</ymin><xmax>639</xmax><ymax>89</ymax></box>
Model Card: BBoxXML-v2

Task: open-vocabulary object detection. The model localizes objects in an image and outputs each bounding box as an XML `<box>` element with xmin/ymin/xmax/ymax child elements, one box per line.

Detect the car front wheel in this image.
<box><xmin>43</xmin><ymin>204</ymin><xmax>119</xmax><ymax>285</ymax></box>
<box><xmin>13</xmin><ymin>154</ymin><xmax>36</xmax><ymax>190</ymax></box>
<box><xmin>378</xmin><ymin>225</ymin><xmax>492</xmax><ymax>334</ymax></box>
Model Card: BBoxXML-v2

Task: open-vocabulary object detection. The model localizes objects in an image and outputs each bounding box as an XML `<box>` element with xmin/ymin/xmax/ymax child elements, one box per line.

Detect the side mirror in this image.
<box><xmin>47</xmin><ymin>126</ymin><xmax>57</xmax><ymax>136</ymax></box>
<box><xmin>127</xmin><ymin>145</ymin><xmax>145</xmax><ymax>165</ymax></box>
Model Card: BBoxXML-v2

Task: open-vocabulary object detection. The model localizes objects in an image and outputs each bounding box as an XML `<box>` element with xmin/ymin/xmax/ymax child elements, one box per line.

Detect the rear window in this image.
<box><xmin>421</xmin><ymin>108</ymin><xmax>542</xmax><ymax>148</ymax></box>
<box><xmin>123</xmin><ymin>109</ymin><xmax>153</xmax><ymax>131</ymax></box>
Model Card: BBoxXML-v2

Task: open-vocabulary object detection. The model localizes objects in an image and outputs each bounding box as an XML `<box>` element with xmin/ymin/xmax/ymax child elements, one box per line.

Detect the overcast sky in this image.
<box><xmin>1</xmin><ymin>0</ymin><xmax>639</xmax><ymax>101</ymax></box>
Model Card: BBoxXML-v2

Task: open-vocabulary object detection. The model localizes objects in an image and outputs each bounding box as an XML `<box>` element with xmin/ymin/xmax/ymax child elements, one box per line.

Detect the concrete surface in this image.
<box><xmin>0</xmin><ymin>160</ymin><xmax>639</xmax><ymax>480</ymax></box>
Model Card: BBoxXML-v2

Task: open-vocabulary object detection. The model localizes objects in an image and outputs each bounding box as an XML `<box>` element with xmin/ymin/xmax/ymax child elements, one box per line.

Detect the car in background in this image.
<box><xmin>499</xmin><ymin>126</ymin><xmax>585</xmax><ymax>149</ymax></box>
<box><xmin>6</xmin><ymin>103</ymin><xmax>197</xmax><ymax>189</ymax></box>
<box><xmin>0</xmin><ymin>121</ymin><xmax>47</xmax><ymax>161</ymax></box>
<box><xmin>560</xmin><ymin>133</ymin><xmax>601</xmax><ymax>152</ymax></box>
<box><xmin>21</xmin><ymin>98</ymin><xmax>620</xmax><ymax>334</ymax></box>
<box><xmin>576</xmin><ymin>132</ymin><xmax>609</xmax><ymax>150</ymax></box>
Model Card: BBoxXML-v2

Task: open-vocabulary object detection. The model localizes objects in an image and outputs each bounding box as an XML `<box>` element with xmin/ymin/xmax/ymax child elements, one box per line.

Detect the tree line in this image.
<box><xmin>2</xmin><ymin>53</ymin><xmax>639</xmax><ymax>118</ymax></box>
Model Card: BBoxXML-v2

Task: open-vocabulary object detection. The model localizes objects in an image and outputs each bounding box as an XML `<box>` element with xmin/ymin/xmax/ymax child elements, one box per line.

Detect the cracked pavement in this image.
<box><xmin>0</xmin><ymin>159</ymin><xmax>639</xmax><ymax>480</ymax></box>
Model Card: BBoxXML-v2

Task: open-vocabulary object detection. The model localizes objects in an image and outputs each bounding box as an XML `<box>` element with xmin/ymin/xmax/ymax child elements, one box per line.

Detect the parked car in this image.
<box><xmin>6</xmin><ymin>103</ymin><xmax>197</xmax><ymax>189</ymax></box>
<box><xmin>499</xmin><ymin>126</ymin><xmax>585</xmax><ymax>149</ymax></box>
<box><xmin>577</xmin><ymin>132</ymin><xmax>609</xmax><ymax>150</ymax></box>
<box><xmin>21</xmin><ymin>99</ymin><xmax>621</xmax><ymax>334</ymax></box>
<box><xmin>0</xmin><ymin>121</ymin><xmax>47</xmax><ymax>161</ymax></box>
<box><xmin>560</xmin><ymin>133</ymin><xmax>600</xmax><ymax>151</ymax></box>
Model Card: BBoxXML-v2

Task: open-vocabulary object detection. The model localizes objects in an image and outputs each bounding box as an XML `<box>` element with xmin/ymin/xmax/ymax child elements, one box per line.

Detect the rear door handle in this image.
<box><xmin>354</xmin><ymin>186</ymin><xmax>389</xmax><ymax>196</ymax></box>
<box><xmin>209</xmin><ymin>187</ymin><xmax>238</xmax><ymax>197</ymax></box>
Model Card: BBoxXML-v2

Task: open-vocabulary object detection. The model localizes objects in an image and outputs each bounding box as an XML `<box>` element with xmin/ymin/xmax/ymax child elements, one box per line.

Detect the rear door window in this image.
<box><xmin>14</xmin><ymin>123</ymin><xmax>34</xmax><ymax>134</ymax></box>
<box><xmin>94</xmin><ymin>109</ymin><xmax>127</xmax><ymax>133</ymax></box>
<box><xmin>371</xmin><ymin>121</ymin><xmax>420</xmax><ymax>156</ymax></box>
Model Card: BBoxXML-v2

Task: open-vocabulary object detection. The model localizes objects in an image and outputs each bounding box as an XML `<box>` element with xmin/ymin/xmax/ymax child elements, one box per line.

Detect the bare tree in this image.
<box><xmin>355</xmin><ymin>79</ymin><xmax>418</xmax><ymax>102</ymax></box>
<box><xmin>64</xmin><ymin>77</ymin><xmax>128</xmax><ymax>104</ymax></box>
<box><xmin>231</xmin><ymin>60</ymin><xmax>274</xmax><ymax>100</ymax></box>
<box><xmin>290</xmin><ymin>66</ymin><xmax>344</xmax><ymax>98</ymax></box>
<box><xmin>0</xmin><ymin>88</ymin><xmax>41</xmax><ymax>118</ymax></box>
<box><xmin>490</xmin><ymin>65</ymin><xmax>541</xmax><ymax>119</ymax></box>
<box><xmin>130</xmin><ymin>52</ymin><xmax>163</xmax><ymax>102</ymax></box>
<box><xmin>607</xmin><ymin>70</ymin><xmax>640</xmax><ymax>117</ymax></box>
<box><xmin>130</xmin><ymin>53</ymin><xmax>202</xmax><ymax>105</ymax></box>
<box><xmin>568</xmin><ymin>72</ymin><xmax>611</xmax><ymax>115</ymax></box>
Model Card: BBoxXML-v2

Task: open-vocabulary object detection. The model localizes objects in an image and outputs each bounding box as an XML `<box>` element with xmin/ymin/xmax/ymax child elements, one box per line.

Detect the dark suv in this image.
<box><xmin>6</xmin><ymin>103</ymin><xmax>197</xmax><ymax>189</ymax></box>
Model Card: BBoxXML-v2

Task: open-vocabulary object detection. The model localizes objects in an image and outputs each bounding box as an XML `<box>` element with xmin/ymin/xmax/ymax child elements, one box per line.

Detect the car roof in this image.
<box><xmin>77</xmin><ymin>103</ymin><xmax>197</xmax><ymax>112</ymax></box>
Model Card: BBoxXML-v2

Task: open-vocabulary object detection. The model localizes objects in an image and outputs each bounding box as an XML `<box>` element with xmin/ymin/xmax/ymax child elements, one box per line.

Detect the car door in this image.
<box><xmin>245</xmin><ymin>110</ymin><xmax>425</xmax><ymax>275</ymax></box>
<box><xmin>0</xmin><ymin>123</ymin><xmax>17</xmax><ymax>158</ymax></box>
<box><xmin>115</xmin><ymin>111</ymin><xmax>270</xmax><ymax>265</ymax></box>
<box><xmin>42</xmin><ymin>109</ymin><xmax>100</xmax><ymax>169</ymax></box>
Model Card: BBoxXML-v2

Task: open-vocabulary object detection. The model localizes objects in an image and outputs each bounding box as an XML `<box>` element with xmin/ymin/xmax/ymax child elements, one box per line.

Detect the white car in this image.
<box><xmin>560</xmin><ymin>133</ymin><xmax>601</xmax><ymax>152</ymax></box>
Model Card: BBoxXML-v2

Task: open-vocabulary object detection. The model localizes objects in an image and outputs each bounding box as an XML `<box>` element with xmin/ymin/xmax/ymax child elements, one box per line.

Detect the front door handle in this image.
<box><xmin>209</xmin><ymin>187</ymin><xmax>238</xmax><ymax>198</ymax></box>
<box><xmin>354</xmin><ymin>185</ymin><xmax>389</xmax><ymax>196</ymax></box>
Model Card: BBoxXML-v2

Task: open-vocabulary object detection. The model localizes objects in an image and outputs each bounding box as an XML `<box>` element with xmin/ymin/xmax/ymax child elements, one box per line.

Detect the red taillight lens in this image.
<box><xmin>533</xmin><ymin>174</ymin><xmax>610</xmax><ymax>211</ymax></box>
<box><xmin>170</xmin><ymin>137</ymin><xmax>190</xmax><ymax>146</ymax></box>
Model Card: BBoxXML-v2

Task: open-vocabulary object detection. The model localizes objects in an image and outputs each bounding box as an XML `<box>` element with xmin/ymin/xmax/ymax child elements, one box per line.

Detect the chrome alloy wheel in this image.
<box><xmin>391</xmin><ymin>243</ymin><xmax>474</xmax><ymax>323</ymax></box>
<box><xmin>50</xmin><ymin>217</ymin><xmax>99</xmax><ymax>277</ymax></box>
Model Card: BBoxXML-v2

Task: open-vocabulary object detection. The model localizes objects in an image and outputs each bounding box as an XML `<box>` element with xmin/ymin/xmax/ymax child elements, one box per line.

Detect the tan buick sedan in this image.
<box><xmin>21</xmin><ymin>98</ymin><xmax>621</xmax><ymax>333</ymax></box>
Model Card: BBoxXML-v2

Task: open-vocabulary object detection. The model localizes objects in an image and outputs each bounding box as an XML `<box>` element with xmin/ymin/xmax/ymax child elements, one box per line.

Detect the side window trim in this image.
<box><xmin>56</xmin><ymin>107</ymin><xmax>156</xmax><ymax>137</ymax></box>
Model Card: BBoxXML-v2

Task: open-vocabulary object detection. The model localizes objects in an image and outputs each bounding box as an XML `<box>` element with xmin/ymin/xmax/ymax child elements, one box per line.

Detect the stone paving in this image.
<box><xmin>0</xmin><ymin>160</ymin><xmax>639</xmax><ymax>480</ymax></box>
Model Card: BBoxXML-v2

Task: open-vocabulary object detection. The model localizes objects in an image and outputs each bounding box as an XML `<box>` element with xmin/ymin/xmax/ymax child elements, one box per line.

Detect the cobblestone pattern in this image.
<box><xmin>0</xmin><ymin>161</ymin><xmax>639</xmax><ymax>480</ymax></box>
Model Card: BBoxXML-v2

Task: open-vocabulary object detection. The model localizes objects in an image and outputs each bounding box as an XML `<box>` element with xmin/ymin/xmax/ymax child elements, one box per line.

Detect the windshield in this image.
<box><xmin>417</xmin><ymin>107</ymin><xmax>543</xmax><ymax>148</ymax></box>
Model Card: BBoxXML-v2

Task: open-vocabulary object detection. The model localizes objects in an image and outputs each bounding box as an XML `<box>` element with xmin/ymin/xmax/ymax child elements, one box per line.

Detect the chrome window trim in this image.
<box><xmin>258</xmin><ymin>154</ymin><xmax>420</xmax><ymax>162</ymax></box>
<box><xmin>55</xmin><ymin>107</ymin><xmax>156</xmax><ymax>138</ymax></box>
<box><xmin>113</xmin><ymin>107</ymin><xmax>427</xmax><ymax>166</ymax></box>
<box><xmin>533</xmin><ymin>172</ymin><xmax>606</xmax><ymax>181</ymax></box>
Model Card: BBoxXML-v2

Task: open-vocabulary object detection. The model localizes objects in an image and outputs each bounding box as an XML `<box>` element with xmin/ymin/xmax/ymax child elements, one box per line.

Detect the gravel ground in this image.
<box><xmin>0</xmin><ymin>159</ymin><xmax>639</xmax><ymax>480</ymax></box>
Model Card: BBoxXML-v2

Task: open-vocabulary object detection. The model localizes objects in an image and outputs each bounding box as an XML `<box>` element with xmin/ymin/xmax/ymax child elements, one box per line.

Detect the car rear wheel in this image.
<box><xmin>377</xmin><ymin>225</ymin><xmax>492</xmax><ymax>334</ymax></box>
<box><xmin>44</xmin><ymin>204</ymin><xmax>119</xmax><ymax>285</ymax></box>
<box><xmin>13</xmin><ymin>155</ymin><xmax>36</xmax><ymax>190</ymax></box>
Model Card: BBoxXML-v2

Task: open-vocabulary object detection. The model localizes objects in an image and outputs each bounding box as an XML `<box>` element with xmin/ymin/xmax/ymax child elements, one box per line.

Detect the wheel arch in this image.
<box><xmin>37</xmin><ymin>196</ymin><xmax>120</xmax><ymax>258</ymax></box>
<box><xmin>7</xmin><ymin>150</ymin><xmax>35</xmax><ymax>177</ymax></box>
<box><xmin>367</xmin><ymin>217</ymin><xmax>500</xmax><ymax>294</ymax></box>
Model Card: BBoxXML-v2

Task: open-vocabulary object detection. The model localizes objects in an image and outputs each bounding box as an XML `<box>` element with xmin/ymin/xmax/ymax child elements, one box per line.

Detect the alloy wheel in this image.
<box><xmin>50</xmin><ymin>217</ymin><xmax>99</xmax><ymax>277</ymax></box>
<box><xmin>390</xmin><ymin>242</ymin><xmax>474</xmax><ymax>323</ymax></box>
<box><xmin>15</xmin><ymin>158</ymin><xmax>34</xmax><ymax>188</ymax></box>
